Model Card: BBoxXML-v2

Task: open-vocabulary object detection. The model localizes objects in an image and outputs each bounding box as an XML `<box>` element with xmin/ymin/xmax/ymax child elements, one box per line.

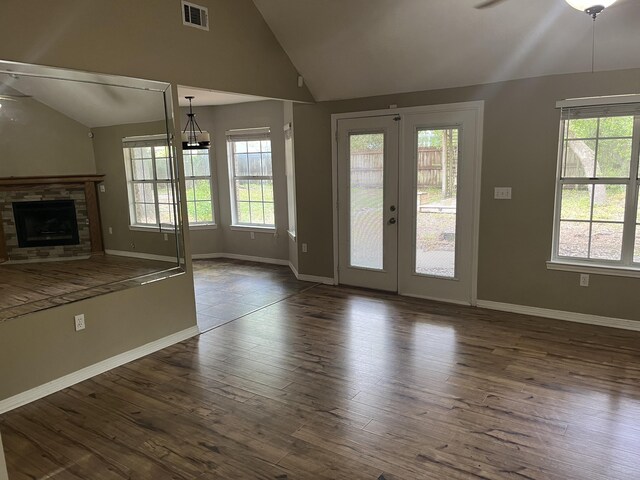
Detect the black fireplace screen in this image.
<box><xmin>13</xmin><ymin>200</ymin><xmax>80</xmax><ymax>248</ymax></box>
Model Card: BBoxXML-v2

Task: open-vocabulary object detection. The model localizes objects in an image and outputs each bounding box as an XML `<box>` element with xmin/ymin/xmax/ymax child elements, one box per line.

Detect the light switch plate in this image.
<box><xmin>494</xmin><ymin>187</ymin><xmax>512</xmax><ymax>200</ymax></box>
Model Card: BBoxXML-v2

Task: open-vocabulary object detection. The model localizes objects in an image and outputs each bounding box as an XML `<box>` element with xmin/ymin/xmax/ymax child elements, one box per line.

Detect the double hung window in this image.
<box><xmin>227</xmin><ymin>128</ymin><xmax>275</xmax><ymax>227</ymax></box>
<box><xmin>183</xmin><ymin>149</ymin><xmax>215</xmax><ymax>226</ymax></box>
<box><xmin>123</xmin><ymin>135</ymin><xmax>176</xmax><ymax>228</ymax></box>
<box><xmin>551</xmin><ymin>99</ymin><xmax>640</xmax><ymax>271</ymax></box>
<box><xmin>123</xmin><ymin>137</ymin><xmax>215</xmax><ymax>228</ymax></box>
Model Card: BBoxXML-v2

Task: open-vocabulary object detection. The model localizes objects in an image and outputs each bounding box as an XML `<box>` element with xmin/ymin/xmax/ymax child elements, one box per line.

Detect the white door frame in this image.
<box><xmin>331</xmin><ymin>101</ymin><xmax>484</xmax><ymax>306</ymax></box>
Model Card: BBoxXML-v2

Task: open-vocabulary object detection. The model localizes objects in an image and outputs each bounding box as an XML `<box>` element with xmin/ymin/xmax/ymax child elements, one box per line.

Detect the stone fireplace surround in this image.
<box><xmin>0</xmin><ymin>176</ymin><xmax>105</xmax><ymax>263</ymax></box>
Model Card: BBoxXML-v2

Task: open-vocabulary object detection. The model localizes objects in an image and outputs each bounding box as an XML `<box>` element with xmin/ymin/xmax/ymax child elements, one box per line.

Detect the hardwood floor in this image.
<box><xmin>0</xmin><ymin>255</ymin><xmax>177</xmax><ymax>322</ymax></box>
<box><xmin>2</xmin><ymin>285</ymin><xmax>640</xmax><ymax>479</ymax></box>
<box><xmin>193</xmin><ymin>259</ymin><xmax>315</xmax><ymax>332</ymax></box>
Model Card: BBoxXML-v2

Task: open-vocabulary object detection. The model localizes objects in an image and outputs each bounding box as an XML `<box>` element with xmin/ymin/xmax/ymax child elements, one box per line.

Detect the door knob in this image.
<box><xmin>389</xmin><ymin>218</ymin><xmax>396</xmax><ymax>225</ymax></box>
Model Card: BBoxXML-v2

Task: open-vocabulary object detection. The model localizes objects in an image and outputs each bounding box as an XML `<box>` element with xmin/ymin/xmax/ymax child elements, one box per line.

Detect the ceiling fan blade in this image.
<box><xmin>0</xmin><ymin>93</ymin><xmax>31</xmax><ymax>99</ymax></box>
<box><xmin>475</xmin><ymin>0</ymin><xmax>509</xmax><ymax>9</ymax></box>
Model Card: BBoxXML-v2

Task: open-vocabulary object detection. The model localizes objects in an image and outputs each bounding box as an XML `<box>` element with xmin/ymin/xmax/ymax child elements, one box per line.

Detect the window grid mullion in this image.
<box><xmin>560</xmin><ymin>177</ymin><xmax>631</xmax><ymax>184</ymax></box>
<box><xmin>593</xmin><ymin>118</ymin><xmax>601</xmax><ymax>178</ymax></box>
<box><xmin>152</xmin><ymin>147</ymin><xmax>162</xmax><ymax>228</ymax></box>
<box><xmin>235</xmin><ymin>176</ymin><xmax>271</xmax><ymax>181</ymax></box>
<box><xmin>587</xmin><ymin>182</ymin><xmax>595</xmax><ymax>259</ymax></box>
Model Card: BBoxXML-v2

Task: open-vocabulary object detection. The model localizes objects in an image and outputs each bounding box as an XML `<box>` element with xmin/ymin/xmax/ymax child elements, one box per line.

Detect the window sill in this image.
<box><xmin>546</xmin><ymin>260</ymin><xmax>640</xmax><ymax>279</ymax></box>
<box><xmin>189</xmin><ymin>224</ymin><xmax>217</xmax><ymax>231</ymax></box>
<box><xmin>229</xmin><ymin>225</ymin><xmax>276</xmax><ymax>233</ymax></box>
<box><xmin>128</xmin><ymin>225</ymin><xmax>174</xmax><ymax>233</ymax></box>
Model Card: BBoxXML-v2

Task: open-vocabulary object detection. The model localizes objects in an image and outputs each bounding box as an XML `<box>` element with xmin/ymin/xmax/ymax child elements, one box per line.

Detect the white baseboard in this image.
<box><xmin>403</xmin><ymin>292</ymin><xmax>471</xmax><ymax>306</ymax></box>
<box><xmin>476</xmin><ymin>300</ymin><xmax>640</xmax><ymax>332</ymax></box>
<box><xmin>298</xmin><ymin>274</ymin><xmax>335</xmax><ymax>285</ymax></box>
<box><xmin>289</xmin><ymin>261</ymin><xmax>300</xmax><ymax>278</ymax></box>
<box><xmin>191</xmin><ymin>253</ymin><xmax>334</xmax><ymax>284</ymax></box>
<box><xmin>105</xmin><ymin>249</ymin><xmax>176</xmax><ymax>263</ymax></box>
<box><xmin>293</xmin><ymin>270</ymin><xmax>335</xmax><ymax>285</ymax></box>
<box><xmin>289</xmin><ymin>260</ymin><xmax>335</xmax><ymax>284</ymax></box>
<box><xmin>191</xmin><ymin>252</ymin><xmax>289</xmax><ymax>266</ymax></box>
<box><xmin>0</xmin><ymin>326</ymin><xmax>200</xmax><ymax>415</ymax></box>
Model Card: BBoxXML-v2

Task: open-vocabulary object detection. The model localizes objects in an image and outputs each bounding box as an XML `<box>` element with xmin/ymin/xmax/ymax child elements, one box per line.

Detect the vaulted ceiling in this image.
<box><xmin>253</xmin><ymin>0</ymin><xmax>640</xmax><ymax>101</ymax></box>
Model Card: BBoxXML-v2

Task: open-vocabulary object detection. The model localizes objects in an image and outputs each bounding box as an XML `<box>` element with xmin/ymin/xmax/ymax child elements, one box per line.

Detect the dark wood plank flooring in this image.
<box><xmin>0</xmin><ymin>255</ymin><xmax>176</xmax><ymax>322</ymax></box>
<box><xmin>2</xmin><ymin>285</ymin><xmax>640</xmax><ymax>479</ymax></box>
<box><xmin>193</xmin><ymin>259</ymin><xmax>315</xmax><ymax>332</ymax></box>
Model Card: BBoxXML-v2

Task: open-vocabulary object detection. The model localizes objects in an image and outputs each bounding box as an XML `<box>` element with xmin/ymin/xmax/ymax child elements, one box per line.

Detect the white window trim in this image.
<box><xmin>546</xmin><ymin>260</ymin><xmax>640</xmax><ymax>279</ymax></box>
<box><xmin>549</xmin><ymin>96</ymin><xmax>640</xmax><ymax>275</ymax></box>
<box><xmin>229</xmin><ymin>225</ymin><xmax>276</xmax><ymax>233</ymax></box>
<box><xmin>226</xmin><ymin>128</ymin><xmax>276</xmax><ymax>228</ymax></box>
<box><xmin>284</xmin><ymin>121</ymin><xmax>297</xmax><ymax>239</ymax></box>
<box><xmin>189</xmin><ymin>224</ymin><xmax>218</xmax><ymax>231</ymax></box>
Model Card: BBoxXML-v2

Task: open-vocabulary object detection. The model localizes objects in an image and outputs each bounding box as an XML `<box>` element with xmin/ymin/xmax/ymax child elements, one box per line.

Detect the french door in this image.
<box><xmin>336</xmin><ymin>105</ymin><xmax>481</xmax><ymax>304</ymax></box>
<box><xmin>337</xmin><ymin>116</ymin><xmax>399</xmax><ymax>291</ymax></box>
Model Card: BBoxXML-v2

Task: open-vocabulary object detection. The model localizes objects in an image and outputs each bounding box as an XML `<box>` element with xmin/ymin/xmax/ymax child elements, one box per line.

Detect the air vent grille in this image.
<box><xmin>182</xmin><ymin>1</ymin><xmax>209</xmax><ymax>30</ymax></box>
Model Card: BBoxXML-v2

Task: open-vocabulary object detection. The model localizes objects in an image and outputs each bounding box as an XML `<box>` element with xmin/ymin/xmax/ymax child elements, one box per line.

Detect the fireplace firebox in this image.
<box><xmin>13</xmin><ymin>200</ymin><xmax>80</xmax><ymax>248</ymax></box>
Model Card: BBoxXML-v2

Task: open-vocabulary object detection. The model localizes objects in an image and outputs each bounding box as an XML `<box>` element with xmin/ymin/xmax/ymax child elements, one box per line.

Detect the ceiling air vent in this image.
<box><xmin>182</xmin><ymin>1</ymin><xmax>209</xmax><ymax>31</ymax></box>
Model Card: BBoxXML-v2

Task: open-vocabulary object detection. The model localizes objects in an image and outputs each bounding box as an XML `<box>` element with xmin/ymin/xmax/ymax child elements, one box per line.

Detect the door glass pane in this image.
<box><xmin>349</xmin><ymin>133</ymin><xmax>384</xmax><ymax>269</ymax></box>
<box><xmin>415</xmin><ymin>128</ymin><xmax>458</xmax><ymax>278</ymax></box>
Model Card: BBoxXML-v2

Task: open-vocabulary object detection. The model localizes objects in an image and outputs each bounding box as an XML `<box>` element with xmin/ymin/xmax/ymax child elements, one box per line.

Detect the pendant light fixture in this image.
<box><xmin>181</xmin><ymin>96</ymin><xmax>210</xmax><ymax>150</ymax></box>
<box><xmin>565</xmin><ymin>0</ymin><xmax>617</xmax><ymax>19</ymax></box>
<box><xmin>565</xmin><ymin>0</ymin><xmax>618</xmax><ymax>73</ymax></box>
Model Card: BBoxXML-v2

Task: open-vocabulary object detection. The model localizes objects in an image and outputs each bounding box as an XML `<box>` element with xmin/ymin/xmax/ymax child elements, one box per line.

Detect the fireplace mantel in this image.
<box><xmin>0</xmin><ymin>175</ymin><xmax>106</xmax><ymax>262</ymax></box>
<box><xmin>0</xmin><ymin>175</ymin><xmax>105</xmax><ymax>187</ymax></box>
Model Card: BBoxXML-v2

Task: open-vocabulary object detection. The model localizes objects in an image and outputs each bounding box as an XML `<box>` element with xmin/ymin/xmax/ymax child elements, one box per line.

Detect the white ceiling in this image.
<box><xmin>253</xmin><ymin>0</ymin><xmax>640</xmax><ymax>101</ymax></box>
<box><xmin>1</xmin><ymin>73</ymin><xmax>166</xmax><ymax>128</ymax></box>
<box><xmin>177</xmin><ymin>86</ymin><xmax>272</xmax><ymax>107</ymax></box>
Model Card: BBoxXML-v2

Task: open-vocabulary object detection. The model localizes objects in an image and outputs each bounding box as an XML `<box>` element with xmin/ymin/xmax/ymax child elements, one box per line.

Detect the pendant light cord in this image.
<box><xmin>591</xmin><ymin>16</ymin><xmax>596</xmax><ymax>73</ymax></box>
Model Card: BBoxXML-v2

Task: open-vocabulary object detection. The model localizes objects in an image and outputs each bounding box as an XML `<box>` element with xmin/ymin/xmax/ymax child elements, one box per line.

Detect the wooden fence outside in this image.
<box><xmin>350</xmin><ymin>148</ymin><xmax>443</xmax><ymax>187</ymax></box>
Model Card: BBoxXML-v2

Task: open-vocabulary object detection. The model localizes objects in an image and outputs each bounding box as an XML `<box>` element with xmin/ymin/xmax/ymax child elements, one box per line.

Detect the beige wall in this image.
<box><xmin>0</xmin><ymin>273</ymin><xmax>195</xmax><ymax>400</ymax></box>
<box><xmin>293</xmin><ymin>68</ymin><xmax>640</xmax><ymax>321</ymax></box>
<box><xmin>0</xmin><ymin>96</ymin><xmax>95</xmax><ymax>177</ymax></box>
<box><xmin>0</xmin><ymin>0</ymin><xmax>313</xmax><ymax>103</ymax></box>
<box><xmin>92</xmin><ymin>120</ymin><xmax>178</xmax><ymax>258</ymax></box>
<box><xmin>187</xmin><ymin>101</ymin><xmax>290</xmax><ymax>261</ymax></box>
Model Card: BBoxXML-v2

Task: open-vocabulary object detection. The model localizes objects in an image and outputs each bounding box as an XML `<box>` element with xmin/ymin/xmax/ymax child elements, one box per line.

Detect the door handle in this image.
<box><xmin>389</xmin><ymin>218</ymin><xmax>396</xmax><ymax>225</ymax></box>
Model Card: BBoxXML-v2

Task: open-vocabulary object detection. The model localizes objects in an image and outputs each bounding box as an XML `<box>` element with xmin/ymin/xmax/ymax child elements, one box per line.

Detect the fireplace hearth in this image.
<box><xmin>13</xmin><ymin>200</ymin><xmax>80</xmax><ymax>248</ymax></box>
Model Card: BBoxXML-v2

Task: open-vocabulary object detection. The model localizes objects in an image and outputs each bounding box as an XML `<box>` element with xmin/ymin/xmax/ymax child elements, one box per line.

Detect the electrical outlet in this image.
<box><xmin>302</xmin><ymin>243</ymin><xmax>308</xmax><ymax>253</ymax></box>
<box><xmin>108</xmin><ymin>226</ymin><xmax>113</xmax><ymax>235</ymax></box>
<box><xmin>494</xmin><ymin>187</ymin><xmax>512</xmax><ymax>200</ymax></box>
<box><xmin>579</xmin><ymin>274</ymin><xmax>590</xmax><ymax>287</ymax></box>
<box><xmin>99</xmin><ymin>184</ymin><xmax>106</xmax><ymax>193</ymax></box>
<box><xmin>164</xmin><ymin>233</ymin><xmax>168</xmax><ymax>241</ymax></box>
<box><xmin>250</xmin><ymin>232</ymin><xmax>255</xmax><ymax>240</ymax></box>
<box><xmin>74</xmin><ymin>314</ymin><xmax>86</xmax><ymax>331</ymax></box>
